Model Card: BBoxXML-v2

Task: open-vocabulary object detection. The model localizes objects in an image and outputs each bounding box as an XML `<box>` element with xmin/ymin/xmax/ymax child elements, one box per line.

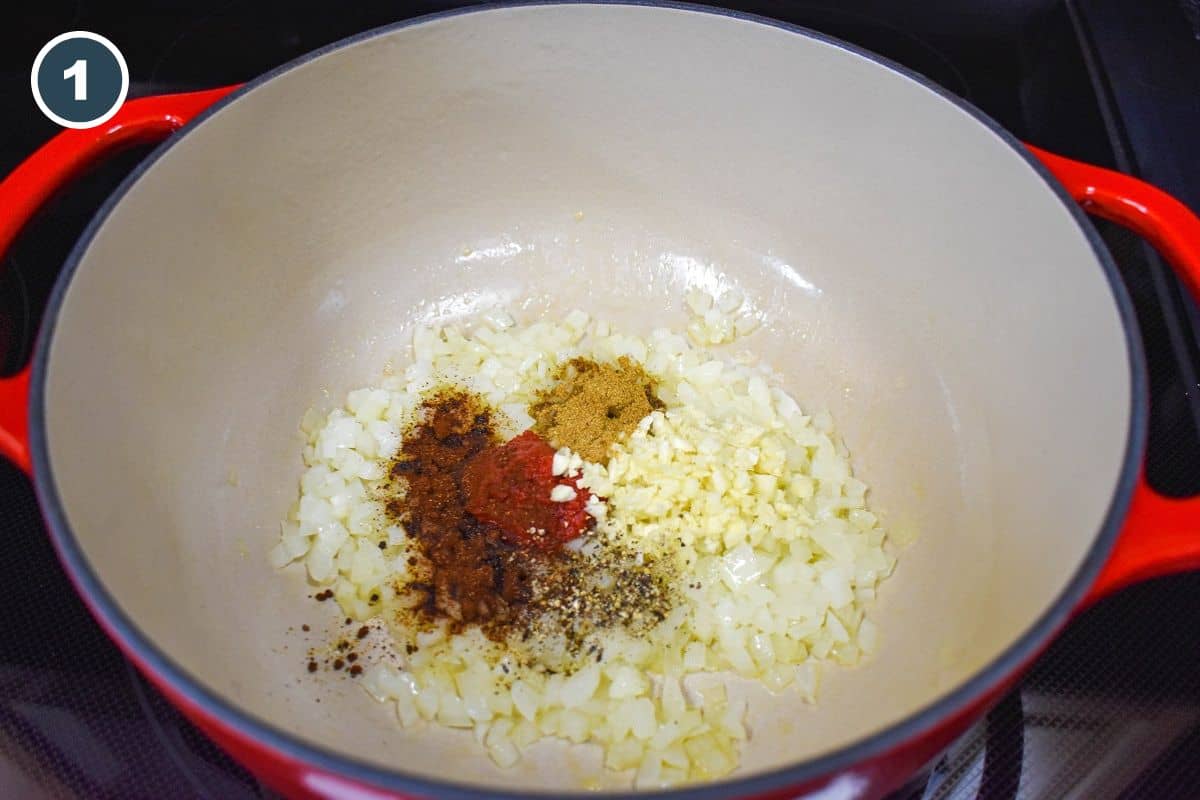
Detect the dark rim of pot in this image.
<box><xmin>28</xmin><ymin>2</ymin><xmax>1146</xmax><ymax>798</ymax></box>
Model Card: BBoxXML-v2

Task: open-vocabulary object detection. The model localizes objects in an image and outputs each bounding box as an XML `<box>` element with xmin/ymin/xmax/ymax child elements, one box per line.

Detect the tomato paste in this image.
<box><xmin>463</xmin><ymin>430</ymin><xmax>592</xmax><ymax>549</ymax></box>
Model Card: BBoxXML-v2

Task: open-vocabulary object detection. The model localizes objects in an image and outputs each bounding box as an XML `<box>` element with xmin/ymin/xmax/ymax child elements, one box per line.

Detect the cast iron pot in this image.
<box><xmin>2</xmin><ymin>4</ymin><xmax>1199</xmax><ymax>799</ymax></box>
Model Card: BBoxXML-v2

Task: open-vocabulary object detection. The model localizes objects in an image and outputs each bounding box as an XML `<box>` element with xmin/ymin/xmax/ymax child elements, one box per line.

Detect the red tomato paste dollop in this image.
<box><xmin>462</xmin><ymin>430</ymin><xmax>592</xmax><ymax>550</ymax></box>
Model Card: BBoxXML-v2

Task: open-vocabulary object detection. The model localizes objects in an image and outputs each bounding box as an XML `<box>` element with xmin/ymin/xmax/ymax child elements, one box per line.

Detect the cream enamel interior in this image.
<box><xmin>41</xmin><ymin>5</ymin><xmax>1131</xmax><ymax>792</ymax></box>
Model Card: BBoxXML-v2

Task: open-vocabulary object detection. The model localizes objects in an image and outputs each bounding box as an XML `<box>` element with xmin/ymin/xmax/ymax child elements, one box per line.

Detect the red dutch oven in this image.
<box><xmin>2</xmin><ymin>4</ymin><xmax>1199</xmax><ymax>799</ymax></box>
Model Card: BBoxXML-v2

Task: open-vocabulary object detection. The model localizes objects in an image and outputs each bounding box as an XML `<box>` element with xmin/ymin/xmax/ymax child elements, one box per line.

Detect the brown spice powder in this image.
<box><xmin>383</xmin><ymin>388</ymin><xmax>533</xmax><ymax>630</ymax></box>
<box><xmin>529</xmin><ymin>357</ymin><xmax>663</xmax><ymax>463</ymax></box>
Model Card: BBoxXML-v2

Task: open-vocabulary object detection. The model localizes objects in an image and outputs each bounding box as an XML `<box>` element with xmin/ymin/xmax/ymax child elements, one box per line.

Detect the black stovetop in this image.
<box><xmin>1</xmin><ymin>2</ymin><xmax>1199</xmax><ymax>799</ymax></box>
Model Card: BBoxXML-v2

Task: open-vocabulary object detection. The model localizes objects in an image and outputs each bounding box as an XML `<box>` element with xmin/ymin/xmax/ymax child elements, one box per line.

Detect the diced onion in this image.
<box><xmin>273</xmin><ymin>297</ymin><xmax>896</xmax><ymax>788</ymax></box>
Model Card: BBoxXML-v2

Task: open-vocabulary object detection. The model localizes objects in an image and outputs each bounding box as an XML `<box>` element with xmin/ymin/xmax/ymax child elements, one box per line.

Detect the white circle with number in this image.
<box><xmin>31</xmin><ymin>31</ymin><xmax>129</xmax><ymax>130</ymax></box>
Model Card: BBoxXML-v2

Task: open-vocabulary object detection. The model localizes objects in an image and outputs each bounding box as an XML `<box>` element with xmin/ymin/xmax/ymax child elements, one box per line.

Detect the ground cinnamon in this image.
<box><xmin>529</xmin><ymin>356</ymin><xmax>662</xmax><ymax>463</ymax></box>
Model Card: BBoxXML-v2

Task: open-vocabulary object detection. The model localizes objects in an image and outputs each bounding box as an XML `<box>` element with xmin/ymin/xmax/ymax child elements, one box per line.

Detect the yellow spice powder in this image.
<box><xmin>529</xmin><ymin>356</ymin><xmax>662</xmax><ymax>463</ymax></box>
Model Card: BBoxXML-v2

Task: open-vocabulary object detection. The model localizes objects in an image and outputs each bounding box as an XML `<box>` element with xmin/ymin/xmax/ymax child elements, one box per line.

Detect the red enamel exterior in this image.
<box><xmin>0</xmin><ymin>366</ymin><xmax>29</xmax><ymax>474</ymax></box>
<box><xmin>0</xmin><ymin>88</ymin><xmax>1197</xmax><ymax>800</ymax></box>
<box><xmin>1025</xmin><ymin>145</ymin><xmax>1200</xmax><ymax>604</ymax></box>
<box><xmin>0</xmin><ymin>86</ymin><xmax>239</xmax><ymax>473</ymax></box>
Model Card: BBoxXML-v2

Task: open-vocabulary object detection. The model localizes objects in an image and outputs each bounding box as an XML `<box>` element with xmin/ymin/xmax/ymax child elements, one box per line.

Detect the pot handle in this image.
<box><xmin>1026</xmin><ymin>145</ymin><xmax>1200</xmax><ymax>602</ymax></box>
<box><xmin>0</xmin><ymin>86</ymin><xmax>239</xmax><ymax>475</ymax></box>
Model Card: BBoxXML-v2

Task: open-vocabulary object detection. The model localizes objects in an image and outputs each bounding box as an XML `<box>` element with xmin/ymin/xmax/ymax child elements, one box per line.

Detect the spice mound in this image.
<box><xmin>530</xmin><ymin>356</ymin><xmax>663</xmax><ymax>463</ymax></box>
<box><xmin>384</xmin><ymin>386</ymin><xmax>674</xmax><ymax>657</ymax></box>
<box><xmin>385</xmin><ymin>389</ymin><xmax>516</xmax><ymax>627</ymax></box>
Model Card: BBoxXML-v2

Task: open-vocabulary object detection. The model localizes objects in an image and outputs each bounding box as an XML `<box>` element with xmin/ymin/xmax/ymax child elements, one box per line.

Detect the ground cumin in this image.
<box><xmin>529</xmin><ymin>356</ymin><xmax>663</xmax><ymax>463</ymax></box>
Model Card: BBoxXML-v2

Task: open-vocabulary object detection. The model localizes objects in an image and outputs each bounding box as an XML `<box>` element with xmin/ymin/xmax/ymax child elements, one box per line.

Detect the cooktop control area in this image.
<box><xmin>1</xmin><ymin>2</ymin><xmax>1197</xmax><ymax>798</ymax></box>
